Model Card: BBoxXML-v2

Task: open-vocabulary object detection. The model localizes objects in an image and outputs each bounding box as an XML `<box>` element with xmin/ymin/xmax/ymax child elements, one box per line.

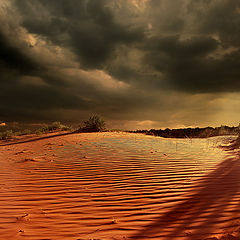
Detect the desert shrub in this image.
<box><xmin>35</xmin><ymin>129</ymin><xmax>44</xmax><ymax>135</ymax></box>
<box><xmin>15</xmin><ymin>129</ymin><xmax>32</xmax><ymax>136</ymax></box>
<box><xmin>35</xmin><ymin>122</ymin><xmax>72</xmax><ymax>135</ymax></box>
<box><xmin>47</xmin><ymin>122</ymin><xmax>71</xmax><ymax>131</ymax></box>
<box><xmin>49</xmin><ymin>121</ymin><xmax>72</xmax><ymax>131</ymax></box>
<box><xmin>48</xmin><ymin>122</ymin><xmax>62</xmax><ymax>131</ymax></box>
<box><xmin>0</xmin><ymin>130</ymin><xmax>14</xmax><ymax>140</ymax></box>
<box><xmin>82</xmin><ymin>115</ymin><xmax>106</xmax><ymax>132</ymax></box>
<box><xmin>22</xmin><ymin>129</ymin><xmax>32</xmax><ymax>135</ymax></box>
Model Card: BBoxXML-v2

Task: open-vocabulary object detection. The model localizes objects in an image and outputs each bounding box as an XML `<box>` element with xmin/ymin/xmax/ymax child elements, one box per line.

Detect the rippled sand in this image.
<box><xmin>0</xmin><ymin>132</ymin><xmax>239</xmax><ymax>240</ymax></box>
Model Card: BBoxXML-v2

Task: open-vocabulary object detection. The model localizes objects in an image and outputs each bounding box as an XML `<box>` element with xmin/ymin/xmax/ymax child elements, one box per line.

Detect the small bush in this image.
<box><xmin>0</xmin><ymin>130</ymin><xmax>14</xmax><ymax>140</ymax></box>
<box><xmin>82</xmin><ymin>115</ymin><xmax>106</xmax><ymax>132</ymax></box>
<box><xmin>48</xmin><ymin>122</ymin><xmax>63</xmax><ymax>131</ymax></box>
<box><xmin>35</xmin><ymin>129</ymin><xmax>44</xmax><ymax>135</ymax></box>
<box><xmin>16</xmin><ymin>129</ymin><xmax>32</xmax><ymax>136</ymax></box>
<box><xmin>49</xmin><ymin>121</ymin><xmax>72</xmax><ymax>131</ymax></box>
<box><xmin>35</xmin><ymin>122</ymin><xmax>72</xmax><ymax>135</ymax></box>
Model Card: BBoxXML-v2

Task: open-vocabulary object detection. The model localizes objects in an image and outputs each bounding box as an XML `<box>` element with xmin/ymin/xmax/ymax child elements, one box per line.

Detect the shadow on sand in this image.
<box><xmin>131</xmin><ymin>149</ymin><xmax>240</xmax><ymax>240</ymax></box>
<box><xmin>0</xmin><ymin>132</ymin><xmax>74</xmax><ymax>146</ymax></box>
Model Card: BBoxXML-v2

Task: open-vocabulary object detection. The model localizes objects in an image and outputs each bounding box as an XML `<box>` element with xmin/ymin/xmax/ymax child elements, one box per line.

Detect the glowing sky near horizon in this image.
<box><xmin>0</xmin><ymin>0</ymin><xmax>240</xmax><ymax>129</ymax></box>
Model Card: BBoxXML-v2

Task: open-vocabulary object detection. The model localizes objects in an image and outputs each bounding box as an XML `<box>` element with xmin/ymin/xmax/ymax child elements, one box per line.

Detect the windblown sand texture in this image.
<box><xmin>0</xmin><ymin>132</ymin><xmax>239</xmax><ymax>240</ymax></box>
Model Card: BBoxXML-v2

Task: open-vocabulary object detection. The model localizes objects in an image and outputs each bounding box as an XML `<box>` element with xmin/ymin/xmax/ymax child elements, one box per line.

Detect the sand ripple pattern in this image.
<box><xmin>0</xmin><ymin>132</ymin><xmax>237</xmax><ymax>240</ymax></box>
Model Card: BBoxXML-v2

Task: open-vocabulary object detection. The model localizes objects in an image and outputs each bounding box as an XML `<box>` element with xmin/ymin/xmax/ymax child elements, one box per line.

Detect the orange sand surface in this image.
<box><xmin>0</xmin><ymin>132</ymin><xmax>239</xmax><ymax>240</ymax></box>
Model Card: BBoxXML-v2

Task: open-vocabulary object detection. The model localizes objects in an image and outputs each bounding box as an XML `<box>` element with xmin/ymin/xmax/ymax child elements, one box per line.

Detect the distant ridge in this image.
<box><xmin>130</xmin><ymin>126</ymin><xmax>239</xmax><ymax>138</ymax></box>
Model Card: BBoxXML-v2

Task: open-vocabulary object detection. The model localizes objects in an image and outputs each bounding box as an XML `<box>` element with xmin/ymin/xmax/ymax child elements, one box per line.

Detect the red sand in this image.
<box><xmin>0</xmin><ymin>132</ymin><xmax>239</xmax><ymax>240</ymax></box>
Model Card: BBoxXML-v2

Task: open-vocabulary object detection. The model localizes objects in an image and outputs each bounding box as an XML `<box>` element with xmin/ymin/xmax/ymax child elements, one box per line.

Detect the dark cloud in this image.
<box><xmin>146</xmin><ymin>36</ymin><xmax>219</xmax><ymax>59</ymax></box>
<box><xmin>0</xmin><ymin>30</ymin><xmax>41</xmax><ymax>75</ymax></box>
<box><xmin>1</xmin><ymin>0</ymin><xmax>240</xmax><ymax>128</ymax></box>
<box><xmin>188</xmin><ymin>0</ymin><xmax>240</xmax><ymax>47</ymax></box>
<box><xmin>143</xmin><ymin>35</ymin><xmax>240</xmax><ymax>92</ymax></box>
<box><xmin>15</xmin><ymin>0</ymin><xmax>144</xmax><ymax>69</ymax></box>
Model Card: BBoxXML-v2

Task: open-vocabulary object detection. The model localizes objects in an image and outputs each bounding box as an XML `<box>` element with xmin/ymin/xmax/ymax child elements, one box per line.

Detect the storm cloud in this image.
<box><xmin>0</xmin><ymin>0</ymin><xmax>240</xmax><ymax>128</ymax></box>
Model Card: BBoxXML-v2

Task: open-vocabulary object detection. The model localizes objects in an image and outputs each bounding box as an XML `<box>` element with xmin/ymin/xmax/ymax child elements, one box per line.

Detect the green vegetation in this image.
<box><xmin>132</xmin><ymin>125</ymin><xmax>240</xmax><ymax>138</ymax></box>
<box><xmin>0</xmin><ymin>129</ymin><xmax>36</xmax><ymax>140</ymax></box>
<box><xmin>0</xmin><ymin>122</ymin><xmax>72</xmax><ymax>140</ymax></box>
<box><xmin>35</xmin><ymin>122</ymin><xmax>72</xmax><ymax>135</ymax></box>
<box><xmin>80</xmin><ymin>115</ymin><xmax>106</xmax><ymax>132</ymax></box>
<box><xmin>0</xmin><ymin>130</ymin><xmax>14</xmax><ymax>140</ymax></box>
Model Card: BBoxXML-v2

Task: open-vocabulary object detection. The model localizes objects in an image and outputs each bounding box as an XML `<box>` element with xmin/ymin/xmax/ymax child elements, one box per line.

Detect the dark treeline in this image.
<box><xmin>130</xmin><ymin>126</ymin><xmax>240</xmax><ymax>138</ymax></box>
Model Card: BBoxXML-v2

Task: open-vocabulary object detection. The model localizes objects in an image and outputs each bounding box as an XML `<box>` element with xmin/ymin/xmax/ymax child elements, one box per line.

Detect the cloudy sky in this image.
<box><xmin>0</xmin><ymin>0</ymin><xmax>240</xmax><ymax>129</ymax></box>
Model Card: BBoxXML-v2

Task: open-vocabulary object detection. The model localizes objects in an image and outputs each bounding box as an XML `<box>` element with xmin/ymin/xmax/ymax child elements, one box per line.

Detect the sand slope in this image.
<box><xmin>0</xmin><ymin>132</ymin><xmax>238</xmax><ymax>240</ymax></box>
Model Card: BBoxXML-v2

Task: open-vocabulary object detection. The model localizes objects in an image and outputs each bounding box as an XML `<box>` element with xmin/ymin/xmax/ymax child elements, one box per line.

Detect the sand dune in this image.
<box><xmin>0</xmin><ymin>132</ymin><xmax>239</xmax><ymax>240</ymax></box>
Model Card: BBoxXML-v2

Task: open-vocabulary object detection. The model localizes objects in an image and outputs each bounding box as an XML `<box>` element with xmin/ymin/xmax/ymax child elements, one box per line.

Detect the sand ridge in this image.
<box><xmin>0</xmin><ymin>132</ymin><xmax>238</xmax><ymax>240</ymax></box>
